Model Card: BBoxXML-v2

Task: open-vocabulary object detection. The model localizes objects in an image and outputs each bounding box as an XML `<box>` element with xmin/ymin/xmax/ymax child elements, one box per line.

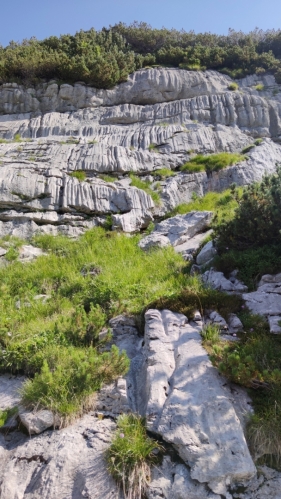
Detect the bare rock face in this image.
<box><xmin>133</xmin><ymin>309</ymin><xmax>256</xmax><ymax>496</ymax></box>
<box><xmin>0</xmin><ymin>415</ymin><xmax>120</xmax><ymax>499</ymax></box>
<box><xmin>1</xmin><ymin>69</ymin><xmax>281</xmax><ymax>237</ymax></box>
<box><xmin>243</xmin><ymin>273</ymin><xmax>281</xmax><ymax>333</ymax></box>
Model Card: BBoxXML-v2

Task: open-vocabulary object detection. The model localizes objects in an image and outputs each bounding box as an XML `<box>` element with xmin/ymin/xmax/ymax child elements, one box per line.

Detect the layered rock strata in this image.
<box><xmin>1</xmin><ymin>69</ymin><xmax>281</xmax><ymax>236</ymax></box>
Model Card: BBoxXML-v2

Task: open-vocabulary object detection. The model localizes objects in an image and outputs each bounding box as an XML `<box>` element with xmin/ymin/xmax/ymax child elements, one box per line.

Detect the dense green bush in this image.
<box><xmin>2</xmin><ymin>24</ymin><xmax>281</xmax><ymax>88</ymax></box>
<box><xmin>215</xmin><ymin>167</ymin><xmax>281</xmax><ymax>251</ymax></box>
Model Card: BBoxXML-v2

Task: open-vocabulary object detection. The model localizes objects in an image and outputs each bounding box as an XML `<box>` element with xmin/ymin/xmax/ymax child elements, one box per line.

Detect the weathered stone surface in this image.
<box><xmin>135</xmin><ymin>309</ymin><xmax>256</xmax><ymax>495</ymax></box>
<box><xmin>139</xmin><ymin>211</ymin><xmax>213</xmax><ymax>251</ymax></box>
<box><xmin>196</xmin><ymin>240</ymin><xmax>217</xmax><ymax>266</ymax></box>
<box><xmin>0</xmin><ymin>375</ymin><xmax>25</xmax><ymax>411</ymax></box>
<box><xmin>19</xmin><ymin>245</ymin><xmax>46</xmax><ymax>261</ymax></box>
<box><xmin>203</xmin><ymin>269</ymin><xmax>248</xmax><ymax>294</ymax></box>
<box><xmin>243</xmin><ymin>273</ymin><xmax>281</xmax><ymax>317</ymax></box>
<box><xmin>0</xmin><ymin>415</ymin><xmax>120</xmax><ymax>499</ymax></box>
<box><xmin>1</xmin><ymin>69</ymin><xmax>281</xmax><ymax>237</ymax></box>
<box><xmin>148</xmin><ymin>456</ymin><xmax>221</xmax><ymax>499</ymax></box>
<box><xmin>268</xmin><ymin>316</ymin><xmax>281</xmax><ymax>334</ymax></box>
<box><xmin>19</xmin><ymin>409</ymin><xmax>56</xmax><ymax>435</ymax></box>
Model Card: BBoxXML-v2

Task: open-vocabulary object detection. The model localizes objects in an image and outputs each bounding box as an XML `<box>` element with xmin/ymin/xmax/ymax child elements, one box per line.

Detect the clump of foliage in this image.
<box><xmin>129</xmin><ymin>174</ymin><xmax>160</xmax><ymax>204</ymax></box>
<box><xmin>106</xmin><ymin>414</ymin><xmax>162</xmax><ymax>499</ymax></box>
<box><xmin>181</xmin><ymin>152</ymin><xmax>244</xmax><ymax>174</ymax></box>
<box><xmin>3</xmin><ymin>24</ymin><xmax>281</xmax><ymax>88</ymax></box>
<box><xmin>70</xmin><ymin>170</ymin><xmax>86</xmax><ymax>182</ymax></box>
<box><xmin>21</xmin><ymin>345</ymin><xmax>129</xmax><ymax>420</ymax></box>
<box><xmin>214</xmin><ymin>167</ymin><xmax>281</xmax><ymax>251</ymax></box>
<box><xmin>203</xmin><ymin>312</ymin><xmax>281</xmax><ymax>466</ymax></box>
<box><xmin>255</xmin><ymin>84</ymin><xmax>265</xmax><ymax>91</ymax></box>
<box><xmin>228</xmin><ymin>82</ymin><xmax>239</xmax><ymax>91</ymax></box>
<box><xmin>241</xmin><ymin>144</ymin><xmax>255</xmax><ymax>154</ymax></box>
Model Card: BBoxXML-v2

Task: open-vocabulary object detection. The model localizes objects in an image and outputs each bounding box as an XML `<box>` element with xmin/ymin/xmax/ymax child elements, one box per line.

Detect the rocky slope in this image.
<box><xmin>2</xmin><ymin>68</ymin><xmax>281</xmax><ymax>498</ymax></box>
<box><xmin>1</xmin><ymin>69</ymin><xmax>281</xmax><ymax>236</ymax></box>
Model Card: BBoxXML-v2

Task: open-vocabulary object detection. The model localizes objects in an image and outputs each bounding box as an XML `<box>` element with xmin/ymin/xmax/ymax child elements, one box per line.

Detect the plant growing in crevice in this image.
<box><xmin>181</xmin><ymin>152</ymin><xmax>244</xmax><ymax>174</ymax></box>
<box><xmin>106</xmin><ymin>414</ymin><xmax>163</xmax><ymax>499</ymax></box>
<box><xmin>70</xmin><ymin>171</ymin><xmax>86</xmax><ymax>182</ymax></box>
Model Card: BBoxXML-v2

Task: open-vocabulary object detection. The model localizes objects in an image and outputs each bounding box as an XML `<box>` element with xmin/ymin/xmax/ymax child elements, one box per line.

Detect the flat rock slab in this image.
<box><xmin>0</xmin><ymin>415</ymin><xmax>120</xmax><ymax>499</ymax></box>
<box><xmin>139</xmin><ymin>309</ymin><xmax>256</xmax><ymax>495</ymax></box>
<box><xmin>0</xmin><ymin>375</ymin><xmax>26</xmax><ymax>411</ymax></box>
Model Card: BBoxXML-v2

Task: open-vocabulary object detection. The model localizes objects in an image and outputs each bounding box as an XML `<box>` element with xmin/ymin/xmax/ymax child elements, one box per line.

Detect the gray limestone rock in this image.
<box><xmin>19</xmin><ymin>409</ymin><xmax>56</xmax><ymax>435</ymax></box>
<box><xmin>196</xmin><ymin>240</ymin><xmax>217</xmax><ymax>266</ymax></box>
<box><xmin>135</xmin><ymin>309</ymin><xmax>256</xmax><ymax>495</ymax></box>
<box><xmin>203</xmin><ymin>269</ymin><xmax>248</xmax><ymax>294</ymax></box>
<box><xmin>139</xmin><ymin>211</ymin><xmax>213</xmax><ymax>251</ymax></box>
<box><xmin>0</xmin><ymin>415</ymin><xmax>120</xmax><ymax>499</ymax></box>
<box><xmin>0</xmin><ymin>375</ymin><xmax>25</xmax><ymax>411</ymax></box>
<box><xmin>227</xmin><ymin>313</ymin><xmax>244</xmax><ymax>333</ymax></box>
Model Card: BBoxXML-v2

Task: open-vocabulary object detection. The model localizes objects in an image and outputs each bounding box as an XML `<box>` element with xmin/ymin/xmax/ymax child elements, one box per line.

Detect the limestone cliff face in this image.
<box><xmin>1</xmin><ymin>68</ymin><xmax>281</xmax><ymax>237</ymax></box>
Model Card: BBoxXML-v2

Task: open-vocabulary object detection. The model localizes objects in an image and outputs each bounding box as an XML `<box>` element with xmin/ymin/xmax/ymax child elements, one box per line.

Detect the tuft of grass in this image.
<box><xmin>255</xmin><ymin>84</ymin><xmax>265</xmax><ymax>91</ymax></box>
<box><xmin>0</xmin><ymin>406</ymin><xmax>18</xmax><ymax>427</ymax></box>
<box><xmin>70</xmin><ymin>171</ymin><xmax>86</xmax><ymax>182</ymax></box>
<box><xmin>254</xmin><ymin>138</ymin><xmax>263</xmax><ymax>146</ymax></box>
<box><xmin>242</xmin><ymin>144</ymin><xmax>255</xmax><ymax>154</ymax></box>
<box><xmin>151</xmin><ymin>168</ymin><xmax>175</xmax><ymax>178</ymax></box>
<box><xmin>129</xmin><ymin>174</ymin><xmax>161</xmax><ymax>204</ymax></box>
<box><xmin>99</xmin><ymin>174</ymin><xmax>116</xmax><ymax>183</ymax></box>
<box><xmin>13</xmin><ymin>134</ymin><xmax>22</xmax><ymax>142</ymax></box>
<box><xmin>0</xmin><ymin>138</ymin><xmax>8</xmax><ymax>144</ymax></box>
<box><xmin>228</xmin><ymin>82</ymin><xmax>239</xmax><ymax>91</ymax></box>
<box><xmin>181</xmin><ymin>152</ymin><xmax>244</xmax><ymax>174</ymax></box>
<box><xmin>106</xmin><ymin>414</ymin><xmax>162</xmax><ymax>499</ymax></box>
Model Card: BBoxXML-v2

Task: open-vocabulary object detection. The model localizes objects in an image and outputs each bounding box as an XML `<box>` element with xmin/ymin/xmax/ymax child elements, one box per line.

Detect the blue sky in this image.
<box><xmin>1</xmin><ymin>0</ymin><xmax>281</xmax><ymax>47</ymax></box>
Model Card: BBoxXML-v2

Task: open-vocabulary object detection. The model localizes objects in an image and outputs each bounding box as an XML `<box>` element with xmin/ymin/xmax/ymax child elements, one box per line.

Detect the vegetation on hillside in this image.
<box><xmin>2</xmin><ymin>23</ymin><xmax>281</xmax><ymax>87</ymax></box>
<box><xmin>181</xmin><ymin>152</ymin><xmax>244</xmax><ymax>174</ymax></box>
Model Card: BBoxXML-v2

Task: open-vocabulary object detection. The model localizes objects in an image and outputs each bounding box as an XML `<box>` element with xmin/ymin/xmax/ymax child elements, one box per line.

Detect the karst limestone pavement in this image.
<box><xmin>1</xmin><ymin>69</ymin><xmax>281</xmax><ymax>236</ymax></box>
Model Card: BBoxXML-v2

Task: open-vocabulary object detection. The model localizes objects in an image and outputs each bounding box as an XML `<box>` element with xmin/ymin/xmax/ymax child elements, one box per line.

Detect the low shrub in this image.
<box><xmin>21</xmin><ymin>344</ymin><xmax>129</xmax><ymax>420</ymax></box>
<box><xmin>242</xmin><ymin>144</ymin><xmax>255</xmax><ymax>154</ymax></box>
<box><xmin>255</xmin><ymin>84</ymin><xmax>265</xmax><ymax>91</ymax></box>
<box><xmin>181</xmin><ymin>152</ymin><xmax>244</xmax><ymax>174</ymax></box>
<box><xmin>228</xmin><ymin>82</ymin><xmax>239</xmax><ymax>91</ymax></box>
<box><xmin>106</xmin><ymin>414</ymin><xmax>162</xmax><ymax>499</ymax></box>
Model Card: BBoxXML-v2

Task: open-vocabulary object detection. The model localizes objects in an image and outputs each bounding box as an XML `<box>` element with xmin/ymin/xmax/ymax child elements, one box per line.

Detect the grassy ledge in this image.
<box><xmin>180</xmin><ymin>152</ymin><xmax>245</xmax><ymax>174</ymax></box>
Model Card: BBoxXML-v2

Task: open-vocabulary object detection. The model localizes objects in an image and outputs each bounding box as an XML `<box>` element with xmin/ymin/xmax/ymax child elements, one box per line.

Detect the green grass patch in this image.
<box><xmin>168</xmin><ymin>189</ymin><xmax>242</xmax><ymax>224</ymax></box>
<box><xmin>106</xmin><ymin>414</ymin><xmax>162</xmax><ymax>499</ymax></box>
<box><xmin>148</xmin><ymin>143</ymin><xmax>158</xmax><ymax>152</ymax></box>
<box><xmin>21</xmin><ymin>344</ymin><xmax>129</xmax><ymax>421</ymax></box>
<box><xmin>70</xmin><ymin>171</ymin><xmax>86</xmax><ymax>182</ymax></box>
<box><xmin>255</xmin><ymin>84</ymin><xmax>265</xmax><ymax>91</ymax></box>
<box><xmin>129</xmin><ymin>174</ymin><xmax>161</xmax><ymax>204</ymax></box>
<box><xmin>151</xmin><ymin>168</ymin><xmax>175</xmax><ymax>178</ymax></box>
<box><xmin>181</xmin><ymin>152</ymin><xmax>244</xmax><ymax>174</ymax></box>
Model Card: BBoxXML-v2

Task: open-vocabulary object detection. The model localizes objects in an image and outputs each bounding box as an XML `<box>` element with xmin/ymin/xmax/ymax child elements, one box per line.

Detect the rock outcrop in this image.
<box><xmin>1</xmin><ymin>68</ymin><xmax>281</xmax><ymax>236</ymax></box>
